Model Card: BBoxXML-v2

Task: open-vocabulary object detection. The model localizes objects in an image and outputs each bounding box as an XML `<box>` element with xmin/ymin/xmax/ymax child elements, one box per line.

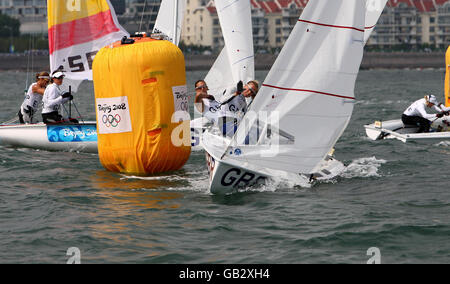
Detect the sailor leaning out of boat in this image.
<box><xmin>194</xmin><ymin>80</ymin><xmax>216</xmax><ymax>113</ymax></box>
<box><xmin>194</xmin><ymin>79</ymin><xmax>259</xmax><ymax>119</ymax></box>
<box><xmin>41</xmin><ymin>70</ymin><xmax>74</xmax><ymax>124</ymax></box>
<box><xmin>401</xmin><ymin>94</ymin><xmax>449</xmax><ymax>133</ymax></box>
<box><xmin>194</xmin><ymin>79</ymin><xmax>259</xmax><ymax>136</ymax></box>
<box><xmin>18</xmin><ymin>71</ymin><xmax>50</xmax><ymax>124</ymax></box>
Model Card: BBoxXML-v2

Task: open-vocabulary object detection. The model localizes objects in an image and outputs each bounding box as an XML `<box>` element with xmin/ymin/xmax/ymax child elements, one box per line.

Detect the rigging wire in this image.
<box><xmin>138</xmin><ymin>0</ymin><xmax>148</xmax><ymax>33</ymax></box>
<box><xmin>25</xmin><ymin>11</ymin><xmax>37</xmax><ymax>92</ymax></box>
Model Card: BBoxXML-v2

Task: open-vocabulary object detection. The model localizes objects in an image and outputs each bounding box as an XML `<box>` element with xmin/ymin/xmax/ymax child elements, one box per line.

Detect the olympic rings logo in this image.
<box><xmin>102</xmin><ymin>114</ymin><xmax>121</xmax><ymax>128</ymax></box>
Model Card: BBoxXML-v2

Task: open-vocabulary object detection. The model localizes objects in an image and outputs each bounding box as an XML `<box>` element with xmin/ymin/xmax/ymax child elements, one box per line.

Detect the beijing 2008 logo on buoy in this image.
<box><xmin>96</xmin><ymin>96</ymin><xmax>132</xmax><ymax>134</ymax></box>
<box><xmin>102</xmin><ymin>114</ymin><xmax>122</xmax><ymax>128</ymax></box>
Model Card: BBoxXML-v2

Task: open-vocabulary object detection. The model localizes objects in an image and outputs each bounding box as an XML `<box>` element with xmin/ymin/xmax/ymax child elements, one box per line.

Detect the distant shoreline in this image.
<box><xmin>0</xmin><ymin>52</ymin><xmax>446</xmax><ymax>72</ymax></box>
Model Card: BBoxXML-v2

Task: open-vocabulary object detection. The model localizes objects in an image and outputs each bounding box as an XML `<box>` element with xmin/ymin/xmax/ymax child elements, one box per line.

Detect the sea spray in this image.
<box><xmin>340</xmin><ymin>156</ymin><xmax>387</xmax><ymax>179</ymax></box>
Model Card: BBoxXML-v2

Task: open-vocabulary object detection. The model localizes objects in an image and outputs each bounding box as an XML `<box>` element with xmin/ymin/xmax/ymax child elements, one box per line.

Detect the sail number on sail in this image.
<box><xmin>66</xmin><ymin>51</ymin><xmax>98</xmax><ymax>72</ymax></box>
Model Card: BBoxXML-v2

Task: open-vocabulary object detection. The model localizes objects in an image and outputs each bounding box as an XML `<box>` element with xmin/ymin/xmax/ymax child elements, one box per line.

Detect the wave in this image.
<box><xmin>356</xmin><ymin>99</ymin><xmax>409</xmax><ymax>106</ymax></box>
<box><xmin>434</xmin><ymin>141</ymin><xmax>450</xmax><ymax>147</ymax></box>
<box><xmin>119</xmin><ymin>156</ymin><xmax>387</xmax><ymax>194</ymax></box>
<box><xmin>340</xmin><ymin>156</ymin><xmax>387</xmax><ymax>179</ymax></box>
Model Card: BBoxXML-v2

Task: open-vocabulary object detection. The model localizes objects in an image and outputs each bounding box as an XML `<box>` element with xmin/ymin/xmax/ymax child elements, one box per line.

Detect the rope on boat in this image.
<box><xmin>61</xmin><ymin>101</ymin><xmax>85</xmax><ymax>124</ymax></box>
<box><xmin>1</xmin><ymin>117</ymin><xmax>19</xmax><ymax>125</ymax></box>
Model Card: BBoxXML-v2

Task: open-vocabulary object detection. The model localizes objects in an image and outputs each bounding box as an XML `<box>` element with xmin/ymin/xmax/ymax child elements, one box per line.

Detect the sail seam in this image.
<box><xmin>232</xmin><ymin>55</ymin><xmax>255</xmax><ymax>66</ymax></box>
<box><xmin>298</xmin><ymin>19</ymin><xmax>364</xmax><ymax>33</ymax></box>
<box><xmin>219</xmin><ymin>0</ymin><xmax>240</xmax><ymax>12</ymax></box>
<box><xmin>262</xmin><ymin>84</ymin><xmax>355</xmax><ymax>100</ymax></box>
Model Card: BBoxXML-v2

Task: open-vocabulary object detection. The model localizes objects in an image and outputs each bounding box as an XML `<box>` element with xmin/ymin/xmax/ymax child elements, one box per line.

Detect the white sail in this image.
<box><xmin>47</xmin><ymin>0</ymin><xmax>129</xmax><ymax>92</ymax></box>
<box><xmin>221</xmin><ymin>0</ymin><xmax>366</xmax><ymax>174</ymax></box>
<box><xmin>213</xmin><ymin>0</ymin><xmax>255</xmax><ymax>85</ymax></box>
<box><xmin>364</xmin><ymin>0</ymin><xmax>388</xmax><ymax>43</ymax></box>
<box><xmin>204</xmin><ymin>47</ymin><xmax>234</xmax><ymax>99</ymax></box>
<box><xmin>153</xmin><ymin>0</ymin><xmax>186</xmax><ymax>46</ymax></box>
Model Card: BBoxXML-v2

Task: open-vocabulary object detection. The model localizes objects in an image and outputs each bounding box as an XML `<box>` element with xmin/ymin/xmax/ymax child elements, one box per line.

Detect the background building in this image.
<box><xmin>0</xmin><ymin>0</ymin><xmax>126</xmax><ymax>34</ymax></box>
<box><xmin>0</xmin><ymin>0</ymin><xmax>448</xmax><ymax>50</ymax></box>
<box><xmin>368</xmin><ymin>0</ymin><xmax>450</xmax><ymax>50</ymax></box>
<box><xmin>0</xmin><ymin>0</ymin><xmax>47</xmax><ymax>34</ymax></box>
<box><xmin>118</xmin><ymin>0</ymin><xmax>160</xmax><ymax>34</ymax></box>
<box><xmin>180</xmin><ymin>0</ymin><xmax>450</xmax><ymax>52</ymax></box>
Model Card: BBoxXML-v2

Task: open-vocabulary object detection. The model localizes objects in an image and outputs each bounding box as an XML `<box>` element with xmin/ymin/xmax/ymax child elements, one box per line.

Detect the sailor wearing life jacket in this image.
<box><xmin>216</xmin><ymin>81</ymin><xmax>259</xmax><ymax>136</ymax></box>
<box><xmin>194</xmin><ymin>80</ymin><xmax>259</xmax><ymax>136</ymax></box>
<box><xmin>194</xmin><ymin>80</ymin><xmax>246</xmax><ymax>130</ymax></box>
<box><xmin>41</xmin><ymin>71</ymin><xmax>73</xmax><ymax>124</ymax></box>
<box><xmin>193</xmin><ymin>80</ymin><xmax>220</xmax><ymax>122</ymax></box>
<box><xmin>402</xmin><ymin>95</ymin><xmax>445</xmax><ymax>133</ymax></box>
<box><xmin>18</xmin><ymin>71</ymin><xmax>50</xmax><ymax>124</ymax></box>
<box><xmin>211</xmin><ymin>81</ymin><xmax>248</xmax><ymax>136</ymax></box>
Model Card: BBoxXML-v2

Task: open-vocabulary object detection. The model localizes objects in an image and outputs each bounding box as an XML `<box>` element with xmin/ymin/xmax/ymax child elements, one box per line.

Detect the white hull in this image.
<box><xmin>1</xmin><ymin>118</ymin><xmax>205</xmax><ymax>154</ymax></box>
<box><xmin>204</xmin><ymin>132</ymin><xmax>345</xmax><ymax>195</ymax></box>
<box><xmin>0</xmin><ymin>122</ymin><xmax>98</xmax><ymax>153</ymax></box>
<box><xmin>364</xmin><ymin>118</ymin><xmax>450</xmax><ymax>143</ymax></box>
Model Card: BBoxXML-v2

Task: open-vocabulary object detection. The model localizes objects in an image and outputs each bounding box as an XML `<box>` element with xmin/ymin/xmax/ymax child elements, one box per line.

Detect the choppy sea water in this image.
<box><xmin>0</xmin><ymin>69</ymin><xmax>449</xmax><ymax>264</ymax></box>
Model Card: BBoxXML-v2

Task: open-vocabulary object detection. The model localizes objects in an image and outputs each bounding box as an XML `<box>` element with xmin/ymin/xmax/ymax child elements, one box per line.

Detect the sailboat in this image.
<box><xmin>203</xmin><ymin>0</ymin><xmax>369</xmax><ymax>194</ymax></box>
<box><xmin>190</xmin><ymin>0</ymin><xmax>255</xmax><ymax>149</ymax></box>
<box><xmin>0</xmin><ymin>0</ymin><xmax>185</xmax><ymax>153</ymax></box>
<box><xmin>191</xmin><ymin>0</ymin><xmax>390</xmax><ymax>150</ymax></box>
<box><xmin>364</xmin><ymin>44</ymin><xmax>450</xmax><ymax>143</ymax></box>
<box><xmin>152</xmin><ymin>0</ymin><xmax>186</xmax><ymax>46</ymax></box>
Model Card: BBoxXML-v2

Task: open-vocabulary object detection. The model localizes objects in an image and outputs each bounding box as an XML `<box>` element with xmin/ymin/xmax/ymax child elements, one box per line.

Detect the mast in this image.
<box><xmin>173</xmin><ymin>0</ymin><xmax>179</xmax><ymax>45</ymax></box>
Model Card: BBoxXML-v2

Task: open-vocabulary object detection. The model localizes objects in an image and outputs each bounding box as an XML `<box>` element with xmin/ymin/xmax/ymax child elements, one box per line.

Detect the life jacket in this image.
<box><xmin>21</xmin><ymin>83</ymin><xmax>42</xmax><ymax>112</ymax></box>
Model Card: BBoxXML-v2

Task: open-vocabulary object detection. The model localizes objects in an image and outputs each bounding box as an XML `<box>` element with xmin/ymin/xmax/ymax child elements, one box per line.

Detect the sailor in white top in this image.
<box><xmin>241</xmin><ymin>80</ymin><xmax>259</xmax><ymax>110</ymax></box>
<box><xmin>41</xmin><ymin>71</ymin><xmax>73</xmax><ymax>124</ymax></box>
<box><xmin>194</xmin><ymin>80</ymin><xmax>247</xmax><ymax>132</ymax></box>
<box><xmin>401</xmin><ymin>95</ymin><xmax>444</xmax><ymax>133</ymax></box>
<box><xmin>195</xmin><ymin>80</ymin><xmax>260</xmax><ymax>136</ymax></box>
<box><xmin>218</xmin><ymin>81</ymin><xmax>259</xmax><ymax>115</ymax></box>
<box><xmin>18</xmin><ymin>72</ymin><xmax>50</xmax><ymax>124</ymax></box>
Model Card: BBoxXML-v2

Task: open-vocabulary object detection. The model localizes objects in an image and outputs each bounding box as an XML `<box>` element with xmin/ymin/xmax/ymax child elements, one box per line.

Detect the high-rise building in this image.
<box><xmin>0</xmin><ymin>0</ymin><xmax>47</xmax><ymax>34</ymax></box>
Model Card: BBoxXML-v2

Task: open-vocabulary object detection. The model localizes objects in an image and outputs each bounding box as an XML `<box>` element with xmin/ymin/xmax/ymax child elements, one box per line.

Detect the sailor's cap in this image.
<box><xmin>52</xmin><ymin>71</ymin><xmax>65</xmax><ymax>79</ymax></box>
<box><xmin>427</xmin><ymin>95</ymin><xmax>438</xmax><ymax>105</ymax></box>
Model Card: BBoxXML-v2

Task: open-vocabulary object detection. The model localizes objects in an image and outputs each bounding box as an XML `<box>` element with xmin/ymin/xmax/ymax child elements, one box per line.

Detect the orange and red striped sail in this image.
<box><xmin>47</xmin><ymin>0</ymin><xmax>128</xmax><ymax>90</ymax></box>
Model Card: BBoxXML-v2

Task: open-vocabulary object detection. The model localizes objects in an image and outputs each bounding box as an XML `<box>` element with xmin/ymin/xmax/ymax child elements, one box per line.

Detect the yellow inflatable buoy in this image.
<box><xmin>93</xmin><ymin>36</ymin><xmax>191</xmax><ymax>175</ymax></box>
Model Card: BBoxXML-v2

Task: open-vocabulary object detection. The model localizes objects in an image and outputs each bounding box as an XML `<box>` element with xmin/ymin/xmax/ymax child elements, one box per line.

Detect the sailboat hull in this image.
<box><xmin>0</xmin><ymin>122</ymin><xmax>98</xmax><ymax>153</ymax></box>
<box><xmin>364</xmin><ymin>118</ymin><xmax>450</xmax><ymax>142</ymax></box>
<box><xmin>0</xmin><ymin>121</ymin><xmax>204</xmax><ymax>154</ymax></box>
<box><xmin>205</xmin><ymin>148</ymin><xmax>346</xmax><ymax>195</ymax></box>
<box><xmin>206</xmin><ymin>151</ymin><xmax>268</xmax><ymax>195</ymax></box>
